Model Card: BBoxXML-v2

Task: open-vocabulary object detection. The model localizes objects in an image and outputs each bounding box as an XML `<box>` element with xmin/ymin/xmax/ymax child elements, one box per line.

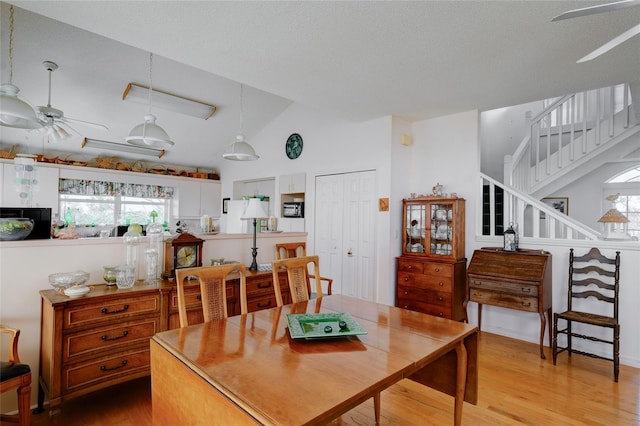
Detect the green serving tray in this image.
<box><xmin>286</xmin><ymin>312</ymin><xmax>368</xmax><ymax>340</ymax></box>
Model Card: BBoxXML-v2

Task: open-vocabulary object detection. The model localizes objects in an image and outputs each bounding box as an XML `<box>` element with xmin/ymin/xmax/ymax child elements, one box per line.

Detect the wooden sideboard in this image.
<box><xmin>464</xmin><ymin>247</ymin><xmax>552</xmax><ymax>359</ymax></box>
<box><xmin>37</xmin><ymin>270</ymin><xmax>290</xmax><ymax>412</ymax></box>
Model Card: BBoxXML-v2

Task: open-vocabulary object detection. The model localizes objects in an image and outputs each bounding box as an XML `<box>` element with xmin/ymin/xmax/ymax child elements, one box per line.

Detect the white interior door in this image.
<box><xmin>315</xmin><ymin>170</ymin><xmax>376</xmax><ymax>300</ymax></box>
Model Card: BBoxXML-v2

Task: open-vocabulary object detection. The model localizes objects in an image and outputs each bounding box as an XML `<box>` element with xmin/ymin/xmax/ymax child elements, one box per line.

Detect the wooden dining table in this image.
<box><xmin>150</xmin><ymin>294</ymin><xmax>478</xmax><ymax>425</ymax></box>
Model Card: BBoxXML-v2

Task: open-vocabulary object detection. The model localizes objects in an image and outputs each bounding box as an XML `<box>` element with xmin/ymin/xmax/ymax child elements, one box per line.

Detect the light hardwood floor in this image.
<box><xmin>20</xmin><ymin>332</ymin><xmax>639</xmax><ymax>426</ymax></box>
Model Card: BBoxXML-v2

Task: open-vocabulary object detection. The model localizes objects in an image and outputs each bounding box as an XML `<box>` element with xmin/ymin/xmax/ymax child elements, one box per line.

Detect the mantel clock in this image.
<box><xmin>162</xmin><ymin>232</ymin><xmax>204</xmax><ymax>279</ymax></box>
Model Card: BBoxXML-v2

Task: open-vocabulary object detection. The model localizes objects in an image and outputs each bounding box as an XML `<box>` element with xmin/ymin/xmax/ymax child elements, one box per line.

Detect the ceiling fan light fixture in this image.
<box><xmin>126</xmin><ymin>114</ymin><xmax>174</xmax><ymax>148</ymax></box>
<box><xmin>0</xmin><ymin>83</ymin><xmax>43</xmax><ymax>129</ymax></box>
<box><xmin>223</xmin><ymin>134</ymin><xmax>259</xmax><ymax>161</ymax></box>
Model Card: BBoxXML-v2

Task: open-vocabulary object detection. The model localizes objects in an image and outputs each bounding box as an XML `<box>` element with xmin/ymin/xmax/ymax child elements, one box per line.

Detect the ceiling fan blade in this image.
<box><xmin>58</xmin><ymin>121</ymin><xmax>82</xmax><ymax>137</ymax></box>
<box><xmin>63</xmin><ymin>116</ymin><xmax>109</xmax><ymax>131</ymax></box>
<box><xmin>577</xmin><ymin>22</ymin><xmax>640</xmax><ymax>62</ymax></box>
<box><xmin>552</xmin><ymin>0</ymin><xmax>640</xmax><ymax>21</ymax></box>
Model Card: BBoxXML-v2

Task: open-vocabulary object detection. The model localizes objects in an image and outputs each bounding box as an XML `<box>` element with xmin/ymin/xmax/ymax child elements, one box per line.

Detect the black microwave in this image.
<box><xmin>0</xmin><ymin>207</ymin><xmax>52</xmax><ymax>240</ymax></box>
<box><xmin>282</xmin><ymin>202</ymin><xmax>304</xmax><ymax>218</ymax></box>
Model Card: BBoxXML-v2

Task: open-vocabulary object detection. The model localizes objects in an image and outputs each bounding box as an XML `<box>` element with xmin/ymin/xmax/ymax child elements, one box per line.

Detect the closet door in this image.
<box><xmin>315</xmin><ymin>170</ymin><xmax>376</xmax><ymax>300</ymax></box>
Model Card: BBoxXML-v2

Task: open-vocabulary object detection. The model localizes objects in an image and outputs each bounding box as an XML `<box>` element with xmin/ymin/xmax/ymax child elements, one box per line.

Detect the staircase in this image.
<box><xmin>481</xmin><ymin>83</ymin><xmax>638</xmax><ymax>242</ymax></box>
<box><xmin>505</xmin><ymin>83</ymin><xmax>639</xmax><ymax>199</ymax></box>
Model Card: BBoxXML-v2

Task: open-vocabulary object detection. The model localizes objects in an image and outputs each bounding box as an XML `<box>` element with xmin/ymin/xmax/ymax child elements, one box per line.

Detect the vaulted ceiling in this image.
<box><xmin>1</xmin><ymin>1</ymin><xmax>638</xmax><ymax>169</ymax></box>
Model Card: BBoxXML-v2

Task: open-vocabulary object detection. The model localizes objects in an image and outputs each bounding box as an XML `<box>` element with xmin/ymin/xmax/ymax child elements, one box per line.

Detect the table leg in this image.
<box><xmin>477</xmin><ymin>304</ymin><xmax>483</xmax><ymax>331</ymax></box>
<box><xmin>373</xmin><ymin>392</ymin><xmax>380</xmax><ymax>425</ymax></box>
<box><xmin>454</xmin><ymin>341</ymin><xmax>467</xmax><ymax>426</ymax></box>
<box><xmin>538</xmin><ymin>312</ymin><xmax>547</xmax><ymax>359</ymax></box>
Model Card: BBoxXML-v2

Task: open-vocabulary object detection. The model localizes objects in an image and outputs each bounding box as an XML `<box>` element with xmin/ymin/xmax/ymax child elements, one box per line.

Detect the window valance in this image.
<box><xmin>59</xmin><ymin>178</ymin><xmax>175</xmax><ymax>199</ymax></box>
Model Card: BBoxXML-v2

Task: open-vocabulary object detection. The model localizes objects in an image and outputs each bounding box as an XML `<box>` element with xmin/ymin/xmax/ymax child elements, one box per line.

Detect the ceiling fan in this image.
<box><xmin>552</xmin><ymin>0</ymin><xmax>640</xmax><ymax>63</ymax></box>
<box><xmin>35</xmin><ymin>60</ymin><xmax>108</xmax><ymax>141</ymax></box>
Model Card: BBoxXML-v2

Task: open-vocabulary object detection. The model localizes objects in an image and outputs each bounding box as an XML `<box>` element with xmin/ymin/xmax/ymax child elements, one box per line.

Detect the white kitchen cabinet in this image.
<box><xmin>2</xmin><ymin>162</ymin><xmax>60</xmax><ymax>215</ymax></box>
<box><xmin>178</xmin><ymin>179</ymin><xmax>221</xmax><ymax>218</ymax></box>
<box><xmin>279</xmin><ymin>173</ymin><xmax>306</xmax><ymax>195</ymax></box>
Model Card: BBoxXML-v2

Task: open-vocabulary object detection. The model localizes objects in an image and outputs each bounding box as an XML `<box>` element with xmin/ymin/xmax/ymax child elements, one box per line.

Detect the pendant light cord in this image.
<box><xmin>147</xmin><ymin>52</ymin><xmax>153</xmax><ymax>113</ymax></box>
<box><xmin>8</xmin><ymin>6</ymin><xmax>15</xmax><ymax>84</ymax></box>
<box><xmin>239</xmin><ymin>83</ymin><xmax>244</xmax><ymax>134</ymax></box>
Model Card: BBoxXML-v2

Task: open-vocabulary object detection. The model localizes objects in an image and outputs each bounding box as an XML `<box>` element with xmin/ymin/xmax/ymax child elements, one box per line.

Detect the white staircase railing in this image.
<box><xmin>479</xmin><ymin>173</ymin><xmax>601</xmax><ymax>241</ymax></box>
<box><xmin>506</xmin><ymin>83</ymin><xmax>637</xmax><ymax>197</ymax></box>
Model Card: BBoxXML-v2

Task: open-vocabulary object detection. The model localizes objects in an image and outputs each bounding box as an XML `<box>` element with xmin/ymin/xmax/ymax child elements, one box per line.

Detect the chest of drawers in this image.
<box><xmin>465</xmin><ymin>248</ymin><xmax>552</xmax><ymax>359</ymax></box>
<box><xmin>396</xmin><ymin>257</ymin><xmax>467</xmax><ymax>321</ymax></box>
<box><xmin>37</xmin><ymin>285</ymin><xmax>168</xmax><ymax>411</ymax></box>
<box><xmin>38</xmin><ymin>270</ymin><xmax>291</xmax><ymax>412</ymax></box>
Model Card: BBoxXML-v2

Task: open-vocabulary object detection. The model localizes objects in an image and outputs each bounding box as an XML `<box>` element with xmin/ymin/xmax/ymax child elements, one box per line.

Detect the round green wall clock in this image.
<box><xmin>285</xmin><ymin>133</ymin><xmax>303</xmax><ymax>159</ymax></box>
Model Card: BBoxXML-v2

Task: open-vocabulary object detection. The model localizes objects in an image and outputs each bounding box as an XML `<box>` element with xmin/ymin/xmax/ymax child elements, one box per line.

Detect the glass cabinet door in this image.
<box><xmin>405</xmin><ymin>203</ymin><xmax>426</xmax><ymax>254</ymax></box>
<box><xmin>429</xmin><ymin>202</ymin><xmax>453</xmax><ymax>256</ymax></box>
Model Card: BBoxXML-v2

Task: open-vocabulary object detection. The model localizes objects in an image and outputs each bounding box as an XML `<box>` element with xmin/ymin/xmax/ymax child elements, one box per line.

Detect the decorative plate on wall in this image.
<box><xmin>285</xmin><ymin>133</ymin><xmax>303</xmax><ymax>159</ymax></box>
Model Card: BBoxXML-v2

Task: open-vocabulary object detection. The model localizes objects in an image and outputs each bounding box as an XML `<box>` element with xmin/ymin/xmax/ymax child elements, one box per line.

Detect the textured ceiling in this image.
<box><xmin>1</xmin><ymin>1</ymin><xmax>639</xmax><ymax>168</ymax></box>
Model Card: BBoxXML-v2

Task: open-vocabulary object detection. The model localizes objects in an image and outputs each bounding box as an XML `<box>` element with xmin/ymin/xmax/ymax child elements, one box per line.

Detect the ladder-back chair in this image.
<box><xmin>552</xmin><ymin>248</ymin><xmax>621</xmax><ymax>381</ymax></box>
<box><xmin>1</xmin><ymin>326</ymin><xmax>31</xmax><ymax>426</ymax></box>
<box><xmin>175</xmin><ymin>264</ymin><xmax>248</xmax><ymax>327</ymax></box>
<box><xmin>275</xmin><ymin>242</ymin><xmax>333</xmax><ymax>296</ymax></box>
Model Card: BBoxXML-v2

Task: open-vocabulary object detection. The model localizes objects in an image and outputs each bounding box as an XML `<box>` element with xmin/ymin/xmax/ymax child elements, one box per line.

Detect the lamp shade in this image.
<box><xmin>597</xmin><ymin>208</ymin><xmax>630</xmax><ymax>223</ymax></box>
<box><xmin>241</xmin><ymin>198</ymin><xmax>267</xmax><ymax>219</ymax></box>
<box><xmin>0</xmin><ymin>83</ymin><xmax>42</xmax><ymax>129</ymax></box>
<box><xmin>223</xmin><ymin>134</ymin><xmax>259</xmax><ymax>161</ymax></box>
<box><xmin>126</xmin><ymin>114</ymin><xmax>174</xmax><ymax>148</ymax></box>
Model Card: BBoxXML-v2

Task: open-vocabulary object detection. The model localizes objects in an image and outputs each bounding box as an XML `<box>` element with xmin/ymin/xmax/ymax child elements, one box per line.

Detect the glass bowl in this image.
<box><xmin>48</xmin><ymin>271</ymin><xmax>90</xmax><ymax>290</ymax></box>
<box><xmin>0</xmin><ymin>218</ymin><xmax>34</xmax><ymax>241</ymax></box>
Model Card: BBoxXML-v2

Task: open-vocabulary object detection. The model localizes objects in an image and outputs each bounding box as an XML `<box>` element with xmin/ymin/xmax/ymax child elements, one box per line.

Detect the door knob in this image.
<box><xmin>347</xmin><ymin>249</ymin><xmax>353</xmax><ymax>256</ymax></box>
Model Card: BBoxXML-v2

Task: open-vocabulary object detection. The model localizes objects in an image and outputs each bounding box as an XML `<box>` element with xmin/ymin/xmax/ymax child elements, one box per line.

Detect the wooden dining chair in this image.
<box><xmin>175</xmin><ymin>264</ymin><xmax>248</xmax><ymax>327</ymax></box>
<box><xmin>271</xmin><ymin>256</ymin><xmax>381</xmax><ymax>424</ymax></box>
<box><xmin>271</xmin><ymin>255</ymin><xmax>325</xmax><ymax>304</ymax></box>
<box><xmin>552</xmin><ymin>248</ymin><xmax>621</xmax><ymax>381</ymax></box>
<box><xmin>275</xmin><ymin>242</ymin><xmax>333</xmax><ymax>296</ymax></box>
<box><xmin>1</xmin><ymin>326</ymin><xmax>31</xmax><ymax>426</ymax></box>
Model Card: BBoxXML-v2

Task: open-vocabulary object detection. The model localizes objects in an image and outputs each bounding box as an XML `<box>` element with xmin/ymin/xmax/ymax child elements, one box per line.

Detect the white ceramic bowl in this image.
<box><xmin>64</xmin><ymin>286</ymin><xmax>90</xmax><ymax>298</ymax></box>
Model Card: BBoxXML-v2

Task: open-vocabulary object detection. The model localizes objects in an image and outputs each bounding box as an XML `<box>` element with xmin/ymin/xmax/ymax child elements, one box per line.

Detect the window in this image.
<box><xmin>604</xmin><ymin>165</ymin><xmax>640</xmax><ymax>239</ymax></box>
<box><xmin>58</xmin><ymin>179</ymin><xmax>174</xmax><ymax>226</ymax></box>
<box><xmin>612</xmin><ymin>194</ymin><xmax>640</xmax><ymax>239</ymax></box>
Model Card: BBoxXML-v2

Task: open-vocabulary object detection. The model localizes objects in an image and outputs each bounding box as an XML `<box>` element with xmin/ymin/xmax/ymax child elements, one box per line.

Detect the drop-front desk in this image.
<box><xmin>465</xmin><ymin>247</ymin><xmax>552</xmax><ymax>359</ymax></box>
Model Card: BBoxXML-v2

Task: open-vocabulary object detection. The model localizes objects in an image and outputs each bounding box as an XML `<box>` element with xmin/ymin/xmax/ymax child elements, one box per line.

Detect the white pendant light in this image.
<box><xmin>223</xmin><ymin>83</ymin><xmax>259</xmax><ymax>161</ymax></box>
<box><xmin>0</xmin><ymin>6</ymin><xmax>42</xmax><ymax>129</ymax></box>
<box><xmin>126</xmin><ymin>52</ymin><xmax>174</xmax><ymax>148</ymax></box>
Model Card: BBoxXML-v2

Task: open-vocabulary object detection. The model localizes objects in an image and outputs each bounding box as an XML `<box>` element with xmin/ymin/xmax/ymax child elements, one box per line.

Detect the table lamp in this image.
<box><xmin>242</xmin><ymin>198</ymin><xmax>268</xmax><ymax>271</ymax></box>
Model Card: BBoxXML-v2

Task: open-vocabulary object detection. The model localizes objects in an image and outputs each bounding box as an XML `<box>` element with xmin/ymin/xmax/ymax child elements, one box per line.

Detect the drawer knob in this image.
<box><xmin>521</xmin><ymin>287</ymin><xmax>532</xmax><ymax>294</ymax></box>
<box><xmin>407</xmin><ymin>265</ymin><xmax>412</xmax><ymax>270</ymax></box>
<box><xmin>100</xmin><ymin>360</ymin><xmax>127</xmax><ymax>372</ymax></box>
<box><xmin>434</xmin><ymin>268</ymin><xmax>440</xmax><ymax>272</ymax></box>
<box><xmin>522</xmin><ymin>302</ymin><xmax>532</xmax><ymax>307</ymax></box>
<box><xmin>438</xmin><ymin>312</ymin><xmax>443</xmax><ymax>317</ymax></box>
<box><xmin>101</xmin><ymin>304</ymin><xmax>129</xmax><ymax>315</ymax></box>
<box><xmin>438</xmin><ymin>296</ymin><xmax>443</xmax><ymax>301</ymax></box>
<box><xmin>404</xmin><ymin>290</ymin><xmax>408</xmax><ymax>295</ymax></box>
<box><xmin>101</xmin><ymin>330</ymin><xmax>129</xmax><ymax>341</ymax></box>
<box><xmin>257</xmin><ymin>282</ymin><xmax>272</xmax><ymax>289</ymax></box>
<box><xmin>196</xmin><ymin>295</ymin><xmax>202</xmax><ymax>301</ymax></box>
<box><xmin>439</xmin><ymin>282</ymin><xmax>444</xmax><ymax>287</ymax></box>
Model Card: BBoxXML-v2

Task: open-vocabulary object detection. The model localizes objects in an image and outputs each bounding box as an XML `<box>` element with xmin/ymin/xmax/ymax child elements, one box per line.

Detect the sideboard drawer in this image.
<box><xmin>64</xmin><ymin>294</ymin><xmax>161</xmax><ymax>329</ymax></box>
<box><xmin>396</xmin><ymin>297</ymin><xmax>451</xmax><ymax>318</ymax></box>
<box><xmin>397</xmin><ymin>272</ymin><xmax>453</xmax><ymax>292</ymax></box>
<box><xmin>397</xmin><ymin>285</ymin><xmax>450</xmax><ymax>307</ymax></box>
<box><xmin>397</xmin><ymin>260</ymin><xmax>424</xmax><ymax>274</ymax></box>
<box><xmin>62</xmin><ymin>346</ymin><xmax>150</xmax><ymax>393</ymax></box>
<box><xmin>64</xmin><ymin>318</ymin><xmax>160</xmax><ymax>362</ymax></box>
<box><xmin>470</xmin><ymin>289</ymin><xmax>538</xmax><ymax>313</ymax></box>
<box><xmin>468</xmin><ymin>278</ymin><xmax>538</xmax><ymax>296</ymax></box>
<box><xmin>422</xmin><ymin>262</ymin><xmax>453</xmax><ymax>278</ymax></box>
<box><xmin>247</xmin><ymin>296</ymin><xmax>279</xmax><ymax>312</ymax></box>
